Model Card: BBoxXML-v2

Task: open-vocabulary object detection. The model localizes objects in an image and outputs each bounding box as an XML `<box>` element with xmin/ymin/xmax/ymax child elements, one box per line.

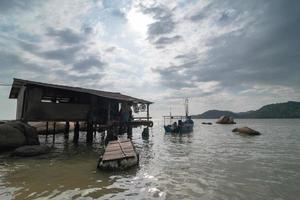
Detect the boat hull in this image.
<box><xmin>164</xmin><ymin>123</ymin><xmax>193</xmax><ymax>133</ymax></box>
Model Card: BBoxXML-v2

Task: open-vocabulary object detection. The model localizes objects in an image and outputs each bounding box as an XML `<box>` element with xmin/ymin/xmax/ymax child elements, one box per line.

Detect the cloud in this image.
<box><xmin>140</xmin><ymin>3</ymin><xmax>177</xmax><ymax>42</ymax></box>
<box><xmin>0</xmin><ymin>0</ymin><xmax>39</xmax><ymax>13</ymax></box>
<box><xmin>153</xmin><ymin>0</ymin><xmax>300</xmax><ymax>97</ymax></box>
<box><xmin>72</xmin><ymin>56</ymin><xmax>106</xmax><ymax>72</ymax></box>
<box><xmin>39</xmin><ymin>45</ymin><xmax>82</xmax><ymax>63</ymax></box>
<box><xmin>1</xmin><ymin>0</ymin><xmax>300</xmax><ymax>119</ymax></box>
<box><xmin>154</xmin><ymin>35</ymin><xmax>182</xmax><ymax>47</ymax></box>
<box><xmin>54</xmin><ymin>69</ymin><xmax>104</xmax><ymax>82</ymax></box>
<box><xmin>47</xmin><ymin>27</ymin><xmax>84</xmax><ymax>45</ymax></box>
<box><xmin>148</xmin><ymin>20</ymin><xmax>175</xmax><ymax>36</ymax></box>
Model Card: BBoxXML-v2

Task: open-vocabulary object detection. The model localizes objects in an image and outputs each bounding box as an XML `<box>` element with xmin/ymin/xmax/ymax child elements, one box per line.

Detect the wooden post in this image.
<box><xmin>45</xmin><ymin>121</ymin><xmax>49</xmax><ymax>141</ymax></box>
<box><xmin>73</xmin><ymin>121</ymin><xmax>79</xmax><ymax>143</ymax></box>
<box><xmin>127</xmin><ymin>125</ymin><xmax>132</xmax><ymax>139</ymax></box>
<box><xmin>86</xmin><ymin>122</ymin><xmax>93</xmax><ymax>143</ymax></box>
<box><xmin>93</xmin><ymin>123</ymin><xmax>97</xmax><ymax>138</ymax></box>
<box><xmin>108</xmin><ymin>101</ymin><xmax>111</xmax><ymax>123</ymax></box>
<box><xmin>53</xmin><ymin>122</ymin><xmax>56</xmax><ymax>144</ymax></box>
<box><xmin>143</xmin><ymin>104</ymin><xmax>150</xmax><ymax>139</ymax></box>
<box><xmin>146</xmin><ymin>104</ymin><xmax>149</xmax><ymax>121</ymax></box>
<box><xmin>105</xmin><ymin>126</ymin><xmax>118</xmax><ymax>145</ymax></box>
<box><xmin>64</xmin><ymin>121</ymin><xmax>70</xmax><ymax>140</ymax></box>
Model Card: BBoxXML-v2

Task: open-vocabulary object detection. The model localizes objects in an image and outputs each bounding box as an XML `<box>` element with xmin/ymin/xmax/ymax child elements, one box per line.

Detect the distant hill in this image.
<box><xmin>192</xmin><ymin>101</ymin><xmax>300</xmax><ymax>119</ymax></box>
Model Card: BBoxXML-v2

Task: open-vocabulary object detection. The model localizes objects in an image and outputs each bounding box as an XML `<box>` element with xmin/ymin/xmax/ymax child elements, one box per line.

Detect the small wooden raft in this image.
<box><xmin>102</xmin><ymin>139</ymin><xmax>136</xmax><ymax>162</ymax></box>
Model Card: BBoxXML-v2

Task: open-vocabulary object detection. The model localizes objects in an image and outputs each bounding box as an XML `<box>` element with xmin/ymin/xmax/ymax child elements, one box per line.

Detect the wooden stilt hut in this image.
<box><xmin>9</xmin><ymin>78</ymin><xmax>153</xmax><ymax>143</ymax></box>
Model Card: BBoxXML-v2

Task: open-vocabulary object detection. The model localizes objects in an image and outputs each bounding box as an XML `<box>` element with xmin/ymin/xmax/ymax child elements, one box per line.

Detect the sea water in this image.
<box><xmin>0</xmin><ymin>119</ymin><xmax>299</xmax><ymax>200</ymax></box>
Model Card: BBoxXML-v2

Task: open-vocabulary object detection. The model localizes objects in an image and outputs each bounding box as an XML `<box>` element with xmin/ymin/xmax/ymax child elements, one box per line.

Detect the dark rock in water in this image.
<box><xmin>6</xmin><ymin>121</ymin><xmax>39</xmax><ymax>145</ymax></box>
<box><xmin>0</xmin><ymin>124</ymin><xmax>26</xmax><ymax>149</ymax></box>
<box><xmin>232</xmin><ymin>127</ymin><xmax>261</xmax><ymax>135</ymax></box>
<box><xmin>13</xmin><ymin>145</ymin><xmax>51</xmax><ymax>157</ymax></box>
<box><xmin>0</xmin><ymin>121</ymin><xmax>39</xmax><ymax>150</ymax></box>
<box><xmin>202</xmin><ymin>122</ymin><xmax>212</xmax><ymax>125</ymax></box>
<box><xmin>216</xmin><ymin>116</ymin><xmax>236</xmax><ymax>124</ymax></box>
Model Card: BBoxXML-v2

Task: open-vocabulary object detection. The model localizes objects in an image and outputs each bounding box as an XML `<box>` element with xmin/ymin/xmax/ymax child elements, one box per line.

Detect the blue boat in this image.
<box><xmin>163</xmin><ymin>99</ymin><xmax>194</xmax><ymax>133</ymax></box>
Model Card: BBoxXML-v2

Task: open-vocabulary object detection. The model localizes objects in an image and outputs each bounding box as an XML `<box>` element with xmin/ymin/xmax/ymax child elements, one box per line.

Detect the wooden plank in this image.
<box><xmin>103</xmin><ymin>153</ymin><xmax>135</xmax><ymax>159</ymax></box>
<box><xmin>106</xmin><ymin>144</ymin><xmax>133</xmax><ymax>150</ymax></box>
<box><xmin>109</xmin><ymin>139</ymin><xmax>130</xmax><ymax>144</ymax></box>
<box><xmin>102</xmin><ymin>139</ymin><xmax>136</xmax><ymax>161</ymax></box>
<box><xmin>102</xmin><ymin>152</ymin><xmax>135</xmax><ymax>161</ymax></box>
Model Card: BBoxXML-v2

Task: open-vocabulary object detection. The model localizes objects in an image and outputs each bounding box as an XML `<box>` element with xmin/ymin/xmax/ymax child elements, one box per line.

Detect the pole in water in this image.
<box><xmin>73</xmin><ymin>121</ymin><xmax>79</xmax><ymax>143</ymax></box>
<box><xmin>86</xmin><ymin>122</ymin><xmax>93</xmax><ymax>143</ymax></box>
<box><xmin>53</xmin><ymin>122</ymin><xmax>56</xmax><ymax>144</ymax></box>
<box><xmin>185</xmin><ymin>98</ymin><xmax>189</xmax><ymax>117</ymax></box>
<box><xmin>64</xmin><ymin>121</ymin><xmax>70</xmax><ymax>140</ymax></box>
<box><xmin>45</xmin><ymin>121</ymin><xmax>49</xmax><ymax>141</ymax></box>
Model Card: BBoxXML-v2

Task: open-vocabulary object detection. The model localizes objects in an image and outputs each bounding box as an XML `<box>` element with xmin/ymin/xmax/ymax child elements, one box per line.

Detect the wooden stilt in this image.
<box><xmin>64</xmin><ymin>121</ymin><xmax>70</xmax><ymax>140</ymax></box>
<box><xmin>73</xmin><ymin>121</ymin><xmax>79</xmax><ymax>143</ymax></box>
<box><xmin>86</xmin><ymin>122</ymin><xmax>93</xmax><ymax>143</ymax></box>
<box><xmin>93</xmin><ymin>123</ymin><xmax>97</xmax><ymax>137</ymax></box>
<box><xmin>105</xmin><ymin>126</ymin><xmax>118</xmax><ymax>145</ymax></box>
<box><xmin>53</xmin><ymin>122</ymin><xmax>56</xmax><ymax>144</ymax></box>
<box><xmin>143</xmin><ymin>104</ymin><xmax>150</xmax><ymax>139</ymax></box>
<box><xmin>127</xmin><ymin>125</ymin><xmax>132</xmax><ymax>139</ymax></box>
<box><xmin>100</xmin><ymin>130</ymin><xmax>105</xmax><ymax>145</ymax></box>
<box><xmin>45</xmin><ymin>121</ymin><xmax>49</xmax><ymax>141</ymax></box>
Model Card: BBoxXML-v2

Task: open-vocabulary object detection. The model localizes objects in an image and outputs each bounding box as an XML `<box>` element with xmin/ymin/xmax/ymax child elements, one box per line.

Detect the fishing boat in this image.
<box><xmin>163</xmin><ymin>99</ymin><xmax>194</xmax><ymax>133</ymax></box>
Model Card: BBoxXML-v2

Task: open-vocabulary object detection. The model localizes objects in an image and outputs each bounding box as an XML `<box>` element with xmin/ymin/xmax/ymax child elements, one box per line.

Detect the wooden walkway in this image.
<box><xmin>102</xmin><ymin>139</ymin><xmax>136</xmax><ymax>162</ymax></box>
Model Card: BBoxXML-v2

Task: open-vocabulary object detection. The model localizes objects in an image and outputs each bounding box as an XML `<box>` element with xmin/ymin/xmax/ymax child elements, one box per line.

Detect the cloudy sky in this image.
<box><xmin>1</xmin><ymin>0</ymin><xmax>300</xmax><ymax>119</ymax></box>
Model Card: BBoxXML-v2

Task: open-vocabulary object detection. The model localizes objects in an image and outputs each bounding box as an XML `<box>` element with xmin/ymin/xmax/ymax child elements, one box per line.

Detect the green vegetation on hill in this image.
<box><xmin>192</xmin><ymin>101</ymin><xmax>300</xmax><ymax>119</ymax></box>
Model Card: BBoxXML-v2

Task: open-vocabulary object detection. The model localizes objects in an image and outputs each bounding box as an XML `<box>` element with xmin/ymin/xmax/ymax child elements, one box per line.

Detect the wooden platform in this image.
<box><xmin>102</xmin><ymin>139</ymin><xmax>136</xmax><ymax>162</ymax></box>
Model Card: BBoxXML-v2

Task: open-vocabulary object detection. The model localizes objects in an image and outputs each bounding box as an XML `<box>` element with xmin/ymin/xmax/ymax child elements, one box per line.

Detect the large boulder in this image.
<box><xmin>216</xmin><ymin>116</ymin><xmax>236</xmax><ymax>124</ymax></box>
<box><xmin>0</xmin><ymin>124</ymin><xmax>26</xmax><ymax>149</ymax></box>
<box><xmin>13</xmin><ymin>145</ymin><xmax>51</xmax><ymax>157</ymax></box>
<box><xmin>232</xmin><ymin>127</ymin><xmax>261</xmax><ymax>135</ymax></box>
<box><xmin>0</xmin><ymin>121</ymin><xmax>39</xmax><ymax>150</ymax></box>
<box><xmin>6</xmin><ymin>121</ymin><xmax>39</xmax><ymax>145</ymax></box>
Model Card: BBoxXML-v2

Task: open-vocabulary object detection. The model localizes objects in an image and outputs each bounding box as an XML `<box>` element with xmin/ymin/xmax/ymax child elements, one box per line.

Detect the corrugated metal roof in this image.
<box><xmin>9</xmin><ymin>78</ymin><xmax>152</xmax><ymax>104</ymax></box>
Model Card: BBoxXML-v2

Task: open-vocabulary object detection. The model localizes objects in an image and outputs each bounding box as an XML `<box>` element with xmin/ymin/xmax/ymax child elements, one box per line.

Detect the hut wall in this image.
<box><xmin>16</xmin><ymin>86</ymin><xmax>26</xmax><ymax>120</ymax></box>
<box><xmin>23</xmin><ymin>86</ymin><xmax>90</xmax><ymax>121</ymax></box>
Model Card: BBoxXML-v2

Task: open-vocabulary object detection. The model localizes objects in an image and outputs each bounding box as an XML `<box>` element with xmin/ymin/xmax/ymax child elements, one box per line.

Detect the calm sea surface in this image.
<box><xmin>0</xmin><ymin>119</ymin><xmax>300</xmax><ymax>200</ymax></box>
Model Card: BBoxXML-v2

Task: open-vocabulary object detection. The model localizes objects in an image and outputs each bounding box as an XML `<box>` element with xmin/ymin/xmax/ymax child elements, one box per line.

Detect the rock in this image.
<box><xmin>202</xmin><ymin>122</ymin><xmax>212</xmax><ymax>125</ymax></box>
<box><xmin>0</xmin><ymin>124</ymin><xmax>26</xmax><ymax>149</ymax></box>
<box><xmin>0</xmin><ymin>121</ymin><xmax>39</xmax><ymax>150</ymax></box>
<box><xmin>6</xmin><ymin>121</ymin><xmax>39</xmax><ymax>145</ymax></box>
<box><xmin>216</xmin><ymin>116</ymin><xmax>236</xmax><ymax>124</ymax></box>
<box><xmin>232</xmin><ymin>127</ymin><xmax>261</xmax><ymax>135</ymax></box>
<box><xmin>13</xmin><ymin>145</ymin><xmax>51</xmax><ymax>157</ymax></box>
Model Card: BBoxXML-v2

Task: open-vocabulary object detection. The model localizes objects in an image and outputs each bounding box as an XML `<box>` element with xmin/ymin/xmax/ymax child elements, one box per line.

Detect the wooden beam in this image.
<box><xmin>45</xmin><ymin>121</ymin><xmax>49</xmax><ymax>141</ymax></box>
<box><xmin>52</xmin><ymin>122</ymin><xmax>56</xmax><ymax>144</ymax></box>
<box><xmin>86</xmin><ymin>122</ymin><xmax>93</xmax><ymax>143</ymax></box>
<box><xmin>64</xmin><ymin>121</ymin><xmax>70</xmax><ymax>139</ymax></box>
<box><xmin>107</xmin><ymin>101</ymin><xmax>111</xmax><ymax>124</ymax></box>
<box><xmin>73</xmin><ymin>121</ymin><xmax>79</xmax><ymax>143</ymax></box>
<box><xmin>146</xmin><ymin>104</ymin><xmax>150</xmax><ymax>122</ymax></box>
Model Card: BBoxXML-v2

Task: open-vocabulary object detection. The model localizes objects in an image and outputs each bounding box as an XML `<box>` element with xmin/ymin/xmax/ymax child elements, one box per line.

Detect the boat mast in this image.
<box><xmin>169</xmin><ymin>107</ymin><xmax>172</xmax><ymax>124</ymax></box>
<box><xmin>185</xmin><ymin>98</ymin><xmax>189</xmax><ymax>117</ymax></box>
